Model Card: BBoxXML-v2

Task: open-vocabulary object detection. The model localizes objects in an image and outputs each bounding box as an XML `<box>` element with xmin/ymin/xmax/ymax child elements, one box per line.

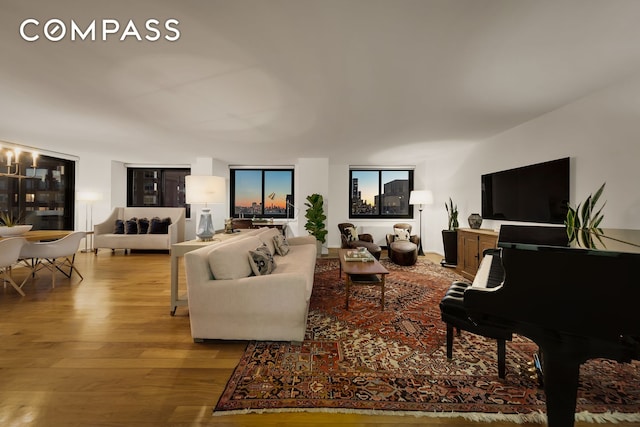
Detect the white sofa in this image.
<box><xmin>184</xmin><ymin>227</ymin><xmax>317</xmax><ymax>342</ymax></box>
<box><xmin>94</xmin><ymin>207</ymin><xmax>186</xmax><ymax>253</ymax></box>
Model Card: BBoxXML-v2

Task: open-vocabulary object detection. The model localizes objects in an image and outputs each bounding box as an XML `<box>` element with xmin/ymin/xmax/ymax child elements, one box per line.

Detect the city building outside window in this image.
<box><xmin>0</xmin><ymin>152</ymin><xmax>75</xmax><ymax>230</ymax></box>
<box><xmin>127</xmin><ymin>167</ymin><xmax>190</xmax><ymax>216</ymax></box>
<box><xmin>230</xmin><ymin>168</ymin><xmax>294</xmax><ymax>218</ymax></box>
<box><xmin>349</xmin><ymin>169</ymin><xmax>414</xmax><ymax>219</ymax></box>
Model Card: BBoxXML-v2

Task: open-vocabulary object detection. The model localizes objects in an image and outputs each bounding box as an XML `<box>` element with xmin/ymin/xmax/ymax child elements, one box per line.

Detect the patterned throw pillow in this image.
<box><xmin>344</xmin><ymin>226</ymin><xmax>358</xmax><ymax>242</ymax></box>
<box><xmin>394</xmin><ymin>227</ymin><xmax>410</xmax><ymax>241</ymax></box>
<box><xmin>273</xmin><ymin>234</ymin><xmax>290</xmax><ymax>256</ymax></box>
<box><xmin>248</xmin><ymin>243</ymin><xmax>276</xmax><ymax>275</ymax></box>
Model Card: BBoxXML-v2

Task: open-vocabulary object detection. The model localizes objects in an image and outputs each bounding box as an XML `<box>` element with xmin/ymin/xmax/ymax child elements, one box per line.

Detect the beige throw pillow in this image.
<box><xmin>207</xmin><ymin>236</ymin><xmax>261</xmax><ymax>279</ymax></box>
<box><xmin>257</xmin><ymin>227</ymin><xmax>280</xmax><ymax>255</ymax></box>
<box><xmin>394</xmin><ymin>228</ymin><xmax>410</xmax><ymax>241</ymax></box>
<box><xmin>273</xmin><ymin>234</ymin><xmax>290</xmax><ymax>256</ymax></box>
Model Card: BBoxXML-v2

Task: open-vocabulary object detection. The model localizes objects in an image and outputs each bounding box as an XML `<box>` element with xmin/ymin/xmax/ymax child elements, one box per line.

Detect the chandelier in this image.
<box><xmin>0</xmin><ymin>146</ymin><xmax>38</xmax><ymax>178</ymax></box>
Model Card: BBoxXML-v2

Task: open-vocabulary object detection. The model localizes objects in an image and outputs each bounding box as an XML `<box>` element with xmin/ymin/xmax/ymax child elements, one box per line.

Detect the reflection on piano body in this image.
<box><xmin>463</xmin><ymin>225</ymin><xmax>640</xmax><ymax>427</ymax></box>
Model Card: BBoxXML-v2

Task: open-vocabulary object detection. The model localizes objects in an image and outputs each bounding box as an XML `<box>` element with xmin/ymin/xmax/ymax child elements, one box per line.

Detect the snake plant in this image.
<box><xmin>565</xmin><ymin>183</ymin><xmax>606</xmax><ymax>249</ymax></box>
<box><xmin>445</xmin><ymin>198</ymin><xmax>459</xmax><ymax>231</ymax></box>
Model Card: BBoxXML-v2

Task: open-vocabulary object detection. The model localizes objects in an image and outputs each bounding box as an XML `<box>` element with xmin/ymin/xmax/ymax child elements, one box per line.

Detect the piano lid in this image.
<box><xmin>498</xmin><ymin>225</ymin><xmax>568</xmax><ymax>247</ymax></box>
<box><xmin>498</xmin><ymin>225</ymin><xmax>640</xmax><ymax>256</ymax></box>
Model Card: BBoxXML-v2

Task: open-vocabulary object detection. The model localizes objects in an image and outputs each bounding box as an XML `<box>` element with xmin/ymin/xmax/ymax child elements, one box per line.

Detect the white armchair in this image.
<box><xmin>20</xmin><ymin>231</ymin><xmax>86</xmax><ymax>288</ymax></box>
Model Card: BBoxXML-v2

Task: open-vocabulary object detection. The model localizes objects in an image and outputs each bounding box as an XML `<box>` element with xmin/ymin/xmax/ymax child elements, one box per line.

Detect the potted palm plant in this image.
<box><xmin>304</xmin><ymin>193</ymin><xmax>327</xmax><ymax>255</ymax></box>
<box><xmin>441</xmin><ymin>198</ymin><xmax>458</xmax><ymax>267</ymax></box>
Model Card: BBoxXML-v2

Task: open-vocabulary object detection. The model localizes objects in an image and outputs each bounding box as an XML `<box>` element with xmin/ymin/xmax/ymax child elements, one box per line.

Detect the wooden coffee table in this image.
<box><xmin>338</xmin><ymin>249</ymin><xmax>389</xmax><ymax>310</ymax></box>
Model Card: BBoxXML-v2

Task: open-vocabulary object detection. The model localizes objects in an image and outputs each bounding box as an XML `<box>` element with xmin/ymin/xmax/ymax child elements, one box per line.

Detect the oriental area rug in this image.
<box><xmin>214</xmin><ymin>258</ymin><xmax>640</xmax><ymax>423</ymax></box>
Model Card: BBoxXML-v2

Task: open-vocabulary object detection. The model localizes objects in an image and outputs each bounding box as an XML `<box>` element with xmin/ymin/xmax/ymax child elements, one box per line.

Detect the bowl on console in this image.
<box><xmin>0</xmin><ymin>225</ymin><xmax>33</xmax><ymax>236</ymax></box>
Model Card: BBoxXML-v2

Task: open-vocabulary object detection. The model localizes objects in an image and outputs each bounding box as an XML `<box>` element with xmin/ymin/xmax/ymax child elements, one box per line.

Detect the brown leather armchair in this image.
<box><xmin>337</xmin><ymin>223</ymin><xmax>381</xmax><ymax>259</ymax></box>
<box><xmin>386</xmin><ymin>223</ymin><xmax>419</xmax><ymax>265</ymax></box>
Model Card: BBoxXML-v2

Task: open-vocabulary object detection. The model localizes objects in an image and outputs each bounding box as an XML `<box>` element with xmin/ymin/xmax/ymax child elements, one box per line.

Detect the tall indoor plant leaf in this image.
<box><xmin>445</xmin><ymin>197</ymin><xmax>459</xmax><ymax>231</ymax></box>
<box><xmin>566</xmin><ymin>183</ymin><xmax>607</xmax><ymax>249</ymax></box>
<box><xmin>304</xmin><ymin>193</ymin><xmax>327</xmax><ymax>244</ymax></box>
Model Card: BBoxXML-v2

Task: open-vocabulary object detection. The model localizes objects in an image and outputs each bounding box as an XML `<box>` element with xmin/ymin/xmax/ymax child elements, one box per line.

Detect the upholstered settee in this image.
<box><xmin>93</xmin><ymin>207</ymin><xmax>186</xmax><ymax>254</ymax></box>
<box><xmin>184</xmin><ymin>227</ymin><xmax>317</xmax><ymax>342</ymax></box>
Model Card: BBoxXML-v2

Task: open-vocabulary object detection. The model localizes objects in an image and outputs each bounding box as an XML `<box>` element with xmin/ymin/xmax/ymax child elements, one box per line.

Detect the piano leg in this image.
<box><xmin>497</xmin><ymin>339</ymin><xmax>506</xmax><ymax>379</ymax></box>
<box><xmin>541</xmin><ymin>350</ymin><xmax>580</xmax><ymax>427</ymax></box>
<box><xmin>446</xmin><ymin>323</ymin><xmax>454</xmax><ymax>359</ymax></box>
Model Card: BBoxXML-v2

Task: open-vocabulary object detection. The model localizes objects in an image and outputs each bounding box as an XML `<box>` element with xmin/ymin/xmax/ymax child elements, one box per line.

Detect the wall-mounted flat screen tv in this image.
<box><xmin>481</xmin><ymin>157</ymin><xmax>570</xmax><ymax>224</ymax></box>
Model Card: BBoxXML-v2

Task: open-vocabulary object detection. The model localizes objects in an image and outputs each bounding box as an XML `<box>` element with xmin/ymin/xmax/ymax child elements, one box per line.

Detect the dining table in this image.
<box><xmin>0</xmin><ymin>230</ymin><xmax>73</xmax><ymax>242</ymax></box>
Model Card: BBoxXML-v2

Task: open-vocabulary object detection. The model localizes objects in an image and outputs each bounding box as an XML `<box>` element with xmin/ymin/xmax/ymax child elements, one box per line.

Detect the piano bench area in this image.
<box><xmin>440</xmin><ymin>280</ymin><xmax>513</xmax><ymax>379</ymax></box>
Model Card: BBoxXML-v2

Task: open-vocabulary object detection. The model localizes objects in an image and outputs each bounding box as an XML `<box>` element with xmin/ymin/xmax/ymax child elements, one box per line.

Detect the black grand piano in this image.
<box><xmin>463</xmin><ymin>225</ymin><xmax>640</xmax><ymax>427</ymax></box>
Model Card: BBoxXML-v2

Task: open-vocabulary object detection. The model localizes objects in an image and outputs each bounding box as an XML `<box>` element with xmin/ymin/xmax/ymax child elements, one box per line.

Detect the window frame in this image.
<box><xmin>230</xmin><ymin>168</ymin><xmax>295</xmax><ymax>219</ymax></box>
<box><xmin>349</xmin><ymin>168</ymin><xmax>414</xmax><ymax>219</ymax></box>
<box><xmin>126</xmin><ymin>167</ymin><xmax>190</xmax><ymax>217</ymax></box>
<box><xmin>0</xmin><ymin>152</ymin><xmax>76</xmax><ymax>230</ymax></box>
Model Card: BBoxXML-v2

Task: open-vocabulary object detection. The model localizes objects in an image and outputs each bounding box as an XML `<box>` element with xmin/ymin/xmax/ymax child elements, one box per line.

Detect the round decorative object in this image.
<box><xmin>0</xmin><ymin>224</ymin><xmax>33</xmax><ymax>236</ymax></box>
<box><xmin>468</xmin><ymin>213</ymin><xmax>483</xmax><ymax>229</ymax></box>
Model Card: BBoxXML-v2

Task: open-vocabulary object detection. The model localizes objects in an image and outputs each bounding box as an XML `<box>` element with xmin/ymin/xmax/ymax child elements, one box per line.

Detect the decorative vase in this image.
<box><xmin>195</xmin><ymin>208</ymin><xmax>215</xmax><ymax>241</ymax></box>
<box><xmin>468</xmin><ymin>213</ymin><xmax>482</xmax><ymax>229</ymax></box>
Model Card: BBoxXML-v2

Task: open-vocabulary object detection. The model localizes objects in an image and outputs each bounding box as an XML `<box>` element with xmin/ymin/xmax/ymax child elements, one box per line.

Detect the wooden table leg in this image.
<box><xmin>345</xmin><ymin>274</ymin><xmax>351</xmax><ymax>310</ymax></box>
<box><xmin>380</xmin><ymin>274</ymin><xmax>385</xmax><ymax>310</ymax></box>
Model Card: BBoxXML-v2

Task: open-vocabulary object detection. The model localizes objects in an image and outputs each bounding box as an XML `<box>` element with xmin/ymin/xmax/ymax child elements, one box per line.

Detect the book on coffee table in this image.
<box><xmin>343</xmin><ymin>249</ymin><xmax>375</xmax><ymax>262</ymax></box>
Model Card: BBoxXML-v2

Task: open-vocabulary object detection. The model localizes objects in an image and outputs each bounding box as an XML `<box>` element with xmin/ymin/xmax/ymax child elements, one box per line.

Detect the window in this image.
<box><xmin>127</xmin><ymin>168</ymin><xmax>190</xmax><ymax>216</ymax></box>
<box><xmin>230</xmin><ymin>168</ymin><xmax>294</xmax><ymax>218</ymax></box>
<box><xmin>349</xmin><ymin>169</ymin><xmax>414</xmax><ymax>218</ymax></box>
<box><xmin>0</xmin><ymin>152</ymin><xmax>75</xmax><ymax>230</ymax></box>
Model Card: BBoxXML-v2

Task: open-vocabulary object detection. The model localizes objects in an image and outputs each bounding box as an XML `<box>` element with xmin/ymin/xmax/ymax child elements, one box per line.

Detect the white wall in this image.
<box><xmin>421</xmin><ymin>71</ymin><xmax>640</xmax><ymax>255</ymax></box>
<box><xmin>296</xmin><ymin>158</ymin><xmax>329</xmax><ymax>252</ymax></box>
<box><xmin>74</xmin><ymin>154</ymin><xmax>119</xmax><ymax>248</ymax></box>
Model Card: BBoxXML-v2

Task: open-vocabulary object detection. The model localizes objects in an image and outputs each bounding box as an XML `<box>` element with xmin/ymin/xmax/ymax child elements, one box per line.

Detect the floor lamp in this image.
<box><xmin>77</xmin><ymin>191</ymin><xmax>102</xmax><ymax>253</ymax></box>
<box><xmin>186</xmin><ymin>175</ymin><xmax>226</xmax><ymax>241</ymax></box>
<box><xmin>409</xmin><ymin>190</ymin><xmax>434</xmax><ymax>256</ymax></box>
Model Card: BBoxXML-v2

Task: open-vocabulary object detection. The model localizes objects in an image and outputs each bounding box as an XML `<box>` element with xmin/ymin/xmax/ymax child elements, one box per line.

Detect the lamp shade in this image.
<box><xmin>409</xmin><ymin>190</ymin><xmax>434</xmax><ymax>206</ymax></box>
<box><xmin>185</xmin><ymin>175</ymin><xmax>226</xmax><ymax>204</ymax></box>
<box><xmin>77</xmin><ymin>191</ymin><xmax>102</xmax><ymax>202</ymax></box>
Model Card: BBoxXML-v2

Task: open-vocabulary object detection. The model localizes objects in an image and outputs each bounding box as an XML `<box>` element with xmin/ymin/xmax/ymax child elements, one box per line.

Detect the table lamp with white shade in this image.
<box><xmin>409</xmin><ymin>189</ymin><xmax>434</xmax><ymax>256</ymax></box>
<box><xmin>185</xmin><ymin>175</ymin><xmax>226</xmax><ymax>241</ymax></box>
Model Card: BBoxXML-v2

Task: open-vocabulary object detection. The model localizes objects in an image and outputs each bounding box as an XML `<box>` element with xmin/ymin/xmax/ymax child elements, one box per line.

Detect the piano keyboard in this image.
<box><xmin>471</xmin><ymin>250</ymin><xmax>504</xmax><ymax>289</ymax></box>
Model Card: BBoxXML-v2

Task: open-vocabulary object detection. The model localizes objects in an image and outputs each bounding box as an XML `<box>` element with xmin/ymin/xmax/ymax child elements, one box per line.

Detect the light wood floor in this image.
<box><xmin>0</xmin><ymin>250</ymin><xmax>636</xmax><ymax>427</ymax></box>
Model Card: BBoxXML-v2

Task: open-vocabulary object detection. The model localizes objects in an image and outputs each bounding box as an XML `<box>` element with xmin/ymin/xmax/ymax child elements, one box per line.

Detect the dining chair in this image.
<box><xmin>0</xmin><ymin>237</ymin><xmax>27</xmax><ymax>296</ymax></box>
<box><xmin>20</xmin><ymin>231</ymin><xmax>86</xmax><ymax>288</ymax></box>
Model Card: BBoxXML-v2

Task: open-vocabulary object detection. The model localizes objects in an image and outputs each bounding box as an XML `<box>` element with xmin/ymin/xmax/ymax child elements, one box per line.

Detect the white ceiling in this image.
<box><xmin>2</xmin><ymin>0</ymin><xmax>640</xmax><ymax>166</ymax></box>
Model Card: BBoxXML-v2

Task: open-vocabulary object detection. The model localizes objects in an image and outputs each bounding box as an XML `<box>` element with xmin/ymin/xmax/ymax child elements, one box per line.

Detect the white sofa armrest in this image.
<box><xmin>94</xmin><ymin>208</ymin><xmax>120</xmax><ymax>235</ymax></box>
